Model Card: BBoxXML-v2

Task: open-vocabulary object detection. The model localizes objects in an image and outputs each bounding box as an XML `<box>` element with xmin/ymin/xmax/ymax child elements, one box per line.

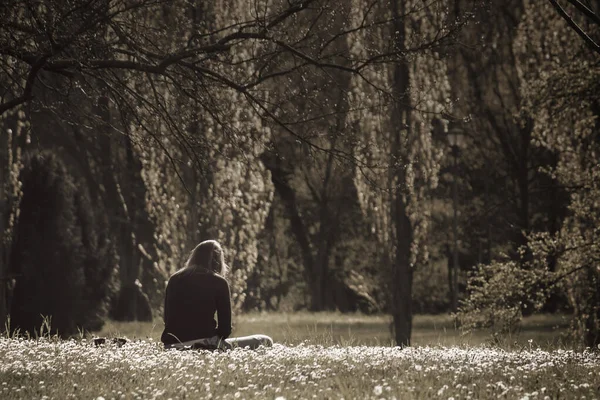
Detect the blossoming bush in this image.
<box><xmin>1</xmin><ymin>336</ymin><xmax>598</xmax><ymax>400</ymax></box>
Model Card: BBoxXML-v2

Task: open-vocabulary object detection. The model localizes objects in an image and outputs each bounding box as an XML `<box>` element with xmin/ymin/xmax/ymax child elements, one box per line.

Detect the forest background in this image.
<box><xmin>0</xmin><ymin>0</ymin><xmax>599</xmax><ymax>348</ymax></box>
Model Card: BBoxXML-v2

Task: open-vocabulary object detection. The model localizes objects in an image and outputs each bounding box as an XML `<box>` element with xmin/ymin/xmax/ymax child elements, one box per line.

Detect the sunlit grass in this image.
<box><xmin>96</xmin><ymin>312</ymin><xmax>573</xmax><ymax>349</ymax></box>
<box><xmin>1</xmin><ymin>313</ymin><xmax>590</xmax><ymax>400</ymax></box>
<box><xmin>1</xmin><ymin>334</ymin><xmax>598</xmax><ymax>399</ymax></box>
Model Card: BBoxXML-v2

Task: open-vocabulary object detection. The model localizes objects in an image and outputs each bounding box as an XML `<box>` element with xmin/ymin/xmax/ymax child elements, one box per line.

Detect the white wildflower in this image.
<box><xmin>437</xmin><ymin>385</ymin><xmax>448</xmax><ymax>396</ymax></box>
<box><xmin>373</xmin><ymin>385</ymin><xmax>383</xmax><ymax>396</ymax></box>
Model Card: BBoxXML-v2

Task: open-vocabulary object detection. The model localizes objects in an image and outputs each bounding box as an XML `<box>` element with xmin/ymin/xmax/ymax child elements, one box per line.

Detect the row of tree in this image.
<box><xmin>1</xmin><ymin>0</ymin><xmax>598</xmax><ymax>347</ymax></box>
<box><xmin>456</xmin><ymin>0</ymin><xmax>600</xmax><ymax>347</ymax></box>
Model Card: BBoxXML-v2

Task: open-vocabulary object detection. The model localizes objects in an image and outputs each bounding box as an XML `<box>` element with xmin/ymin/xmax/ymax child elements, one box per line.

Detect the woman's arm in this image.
<box><xmin>216</xmin><ymin>279</ymin><xmax>232</xmax><ymax>339</ymax></box>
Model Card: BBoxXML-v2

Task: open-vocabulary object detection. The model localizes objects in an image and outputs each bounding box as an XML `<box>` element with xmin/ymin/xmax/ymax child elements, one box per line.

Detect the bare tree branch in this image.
<box><xmin>0</xmin><ymin>54</ymin><xmax>48</xmax><ymax>114</ymax></box>
<box><xmin>548</xmin><ymin>0</ymin><xmax>600</xmax><ymax>55</ymax></box>
<box><xmin>565</xmin><ymin>0</ymin><xmax>600</xmax><ymax>27</ymax></box>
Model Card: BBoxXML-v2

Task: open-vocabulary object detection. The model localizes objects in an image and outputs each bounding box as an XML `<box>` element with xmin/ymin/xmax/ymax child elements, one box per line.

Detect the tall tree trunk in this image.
<box><xmin>312</xmin><ymin>146</ymin><xmax>339</xmax><ymax>311</ymax></box>
<box><xmin>262</xmin><ymin>156</ymin><xmax>316</xmax><ymax>305</ymax></box>
<box><xmin>123</xmin><ymin>135</ymin><xmax>155</xmax><ymax>318</ymax></box>
<box><xmin>446</xmin><ymin>246</ymin><xmax>455</xmax><ymax>310</ymax></box>
<box><xmin>393</xmin><ymin>208</ymin><xmax>414</xmax><ymax>346</ymax></box>
<box><xmin>584</xmin><ymin>266</ymin><xmax>600</xmax><ymax>348</ymax></box>
<box><xmin>391</xmin><ymin>0</ymin><xmax>414</xmax><ymax>347</ymax></box>
<box><xmin>95</xmin><ymin>95</ymin><xmax>150</xmax><ymax>321</ymax></box>
<box><xmin>0</xmin><ymin>119</ymin><xmax>16</xmax><ymax>331</ymax></box>
<box><xmin>517</xmin><ymin>120</ymin><xmax>533</xmax><ymax>253</ymax></box>
<box><xmin>0</xmin><ymin>167</ymin><xmax>6</xmax><ymax>331</ymax></box>
<box><xmin>263</xmin><ymin>153</ymin><xmax>344</xmax><ymax>311</ymax></box>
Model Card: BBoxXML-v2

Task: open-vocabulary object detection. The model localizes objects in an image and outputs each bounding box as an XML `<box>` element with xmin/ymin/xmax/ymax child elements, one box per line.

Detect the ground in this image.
<box><xmin>99</xmin><ymin>312</ymin><xmax>574</xmax><ymax>349</ymax></box>
<box><xmin>1</xmin><ymin>313</ymin><xmax>598</xmax><ymax>399</ymax></box>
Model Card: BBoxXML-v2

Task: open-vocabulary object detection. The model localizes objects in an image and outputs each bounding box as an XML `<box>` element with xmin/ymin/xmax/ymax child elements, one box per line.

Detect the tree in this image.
<box><xmin>0</xmin><ymin>111</ymin><xmax>27</xmax><ymax>333</ymax></box>
<box><xmin>443</xmin><ymin>0</ymin><xmax>570</xmax><ymax>312</ymax></box>
<box><xmin>243</xmin><ymin>197</ymin><xmax>306</xmax><ymax>311</ymax></box>
<box><xmin>518</xmin><ymin>0</ymin><xmax>600</xmax><ymax>346</ymax></box>
<box><xmin>1</xmin><ymin>0</ymin><xmax>329</xmax><ymax>321</ymax></box>
<box><xmin>257</xmin><ymin>1</ymin><xmax>382</xmax><ymax>312</ymax></box>
<box><xmin>1</xmin><ymin>0</ymin><xmax>462</xmax><ymax>342</ymax></box>
<box><xmin>347</xmin><ymin>0</ymin><xmax>456</xmax><ymax>345</ymax></box>
<box><xmin>458</xmin><ymin>0</ymin><xmax>600</xmax><ymax>347</ymax></box>
<box><xmin>9</xmin><ymin>152</ymin><xmax>114</xmax><ymax>336</ymax></box>
<box><xmin>262</xmin><ymin>146</ymin><xmax>381</xmax><ymax>312</ymax></box>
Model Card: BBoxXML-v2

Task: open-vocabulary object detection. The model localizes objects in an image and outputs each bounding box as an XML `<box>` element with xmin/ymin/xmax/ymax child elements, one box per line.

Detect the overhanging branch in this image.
<box><xmin>548</xmin><ymin>0</ymin><xmax>600</xmax><ymax>56</ymax></box>
<box><xmin>0</xmin><ymin>55</ymin><xmax>49</xmax><ymax>115</ymax></box>
<box><xmin>565</xmin><ymin>0</ymin><xmax>600</xmax><ymax>26</ymax></box>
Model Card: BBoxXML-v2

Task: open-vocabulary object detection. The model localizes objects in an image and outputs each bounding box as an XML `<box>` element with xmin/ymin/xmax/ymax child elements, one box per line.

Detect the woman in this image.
<box><xmin>161</xmin><ymin>240</ymin><xmax>273</xmax><ymax>350</ymax></box>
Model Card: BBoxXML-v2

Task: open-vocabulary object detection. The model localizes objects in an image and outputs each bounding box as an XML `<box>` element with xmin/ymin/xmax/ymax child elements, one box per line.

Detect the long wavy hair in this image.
<box><xmin>177</xmin><ymin>240</ymin><xmax>228</xmax><ymax>277</ymax></box>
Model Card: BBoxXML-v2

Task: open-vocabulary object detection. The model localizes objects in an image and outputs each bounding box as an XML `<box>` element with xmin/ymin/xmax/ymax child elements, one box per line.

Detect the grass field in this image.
<box><xmin>98</xmin><ymin>312</ymin><xmax>574</xmax><ymax>349</ymax></box>
<box><xmin>1</xmin><ymin>313</ymin><xmax>598</xmax><ymax>400</ymax></box>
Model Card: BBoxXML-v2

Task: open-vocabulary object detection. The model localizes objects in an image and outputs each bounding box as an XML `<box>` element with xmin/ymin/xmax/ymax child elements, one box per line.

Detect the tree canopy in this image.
<box><xmin>1</xmin><ymin>0</ymin><xmax>598</xmax><ymax>347</ymax></box>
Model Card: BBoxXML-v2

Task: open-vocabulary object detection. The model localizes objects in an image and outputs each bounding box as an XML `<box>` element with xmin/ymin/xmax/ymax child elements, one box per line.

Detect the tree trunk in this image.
<box><xmin>393</xmin><ymin>220</ymin><xmax>413</xmax><ymax>346</ymax></box>
<box><xmin>308</xmin><ymin>274</ymin><xmax>324</xmax><ymax>311</ymax></box>
<box><xmin>0</xmin><ymin>119</ymin><xmax>14</xmax><ymax>331</ymax></box>
<box><xmin>584</xmin><ymin>266</ymin><xmax>600</xmax><ymax>348</ymax></box>
<box><xmin>313</xmin><ymin>185</ymin><xmax>336</xmax><ymax>311</ymax></box>
<box><xmin>0</xmin><ymin>256</ymin><xmax>5</xmax><ymax>332</ymax></box>
<box><xmin>517</xmin><ymin>120</ymin><xmax>533</xmax><ymax>253</ymax></box>
<box><xmin>451</xmin><ymin>149</ymin><xmax>460</xmax><ymax>311</ymax></box>
<box><xmin>390</xmin><ymin>0</ymin><xmax>414</xmax><ymax>347</ymax></box>
<box><xmin>262</xmin><ymin>156</ymin><xmax>317</xmax><ymax>304</ymax></box>
<box><xmin>446</xmin><ymin>246</ymin><xmax>455</xmax><ymax>311</ymax></box>
<box><xmin>123</xmin><ymin>133</ymin><xmax>160</xmax><ymax>311</ymax></box>
<box><xmin>263</xmin><ymin>153</ymin><xmax>345</xmax><ymax>311</ymax></box>
<box><xmin>391</xmin><ymin>157</ymin><xmax>414</xmax><ymax>345</ymax></box>
<box><xmin>0</xmin><ymin>150</ymin><xmax>6</xmax><ymax>330</ymax></box>
<box><xmin>95</xmin><ymin>95</ymin><xmax>150</xmax><ymax>321</ymax></box>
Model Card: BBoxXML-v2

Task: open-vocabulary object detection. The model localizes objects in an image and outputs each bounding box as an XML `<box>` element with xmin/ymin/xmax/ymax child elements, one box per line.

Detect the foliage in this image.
<box><xmin>460</xmin><ymin>0</ymin><xmax>600</xmax><ymax>347</ymax></box>
<box><xmin>458</xmin><ymin>257</ymin><xmax>552</xmax><ymax>335</ymax></box>
<box><xmin>411</xmin><ymin>260</ymin><xmax>450</xmax><ymax>314</ymax></box>
<box><xmin>2</xmin><ymin>0</ymin><xmax>422</xmax><ymax>318</ymax></box>
<box><xmin>120</xmin><ymin>0</ymin><xmax>276</xmax><ymax>313</ymax></box>
<box><xmin>516</xmin><ymin>0</ymin><xmax>599</xmax><ymax>347</ymax></box>
<box><xmin>4</xmin><ymin>0</ymin><xmax>597</xmax><ymax>350</ymax></box>
<box><xmin>345</xmin><ymin>0</ymin><xmax>456</xmax><ymax>344</ymax></box>
<box><xmin>243</xmin><ymin>198</ymin><xmax>306</xmax><ymax>312</ymax></box>
<box><xmin>255</xmin><ymin>1</ymin><xmax>396</xmax><ymax>313</ymax></box>
<box><xmin>547</xmin><ymin>0</ymin><xmax>600</xmax><ymax>56</ymax></box>
<box><xmin>8</xmin><ymin>153</ymin><xmax>115</xmax><ymax>337</ymax></box>
<box><xmin>73</xmin><ymin>177</ymin><xmax>119</xmax><ymax>331</ymax></box>
<box><xmin>444</xmin><ymin>0</ymin><xmax>570</xmax><ymax>273</ymax></box>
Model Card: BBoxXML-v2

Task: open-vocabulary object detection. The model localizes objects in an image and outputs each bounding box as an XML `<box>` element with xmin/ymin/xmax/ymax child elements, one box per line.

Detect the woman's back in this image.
<box><xmin>161</xmin><ymin>240</ymin><xmax>272</xmax><ymax>351</ymax></box>
<box><xmin>161</xmin><ymin>270</ymin><xmax>232</xmax><ymax>345</ymax></box>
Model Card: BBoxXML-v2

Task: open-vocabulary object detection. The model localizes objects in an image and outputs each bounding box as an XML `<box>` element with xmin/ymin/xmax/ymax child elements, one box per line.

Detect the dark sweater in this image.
<box><xmin>161</xmin><ymin>270</ymin><xmax>232</xmax><ymax>345</ymax></box>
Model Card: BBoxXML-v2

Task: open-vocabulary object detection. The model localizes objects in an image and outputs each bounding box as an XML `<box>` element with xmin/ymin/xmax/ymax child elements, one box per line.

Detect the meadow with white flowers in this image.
<box><xmin>1</xmin><ymin>314</ymin><xmax>599</xmax><ymax>399</ymax></box>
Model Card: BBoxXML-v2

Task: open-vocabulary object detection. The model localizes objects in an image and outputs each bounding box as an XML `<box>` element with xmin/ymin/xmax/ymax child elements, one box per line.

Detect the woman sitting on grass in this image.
<box><xmin>161</xmin><ymin>240</ymin><xmax>273</xmax><ymax>350</ymax></box>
